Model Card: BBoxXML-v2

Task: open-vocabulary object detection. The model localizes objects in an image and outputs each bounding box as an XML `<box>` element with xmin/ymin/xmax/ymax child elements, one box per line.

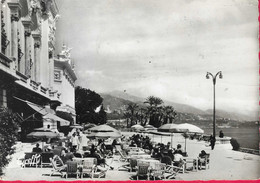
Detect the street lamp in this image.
<box><xmin>206</xmin><ymin>71</ymin><xmax>223</xmax><ymax>138</ymax></box>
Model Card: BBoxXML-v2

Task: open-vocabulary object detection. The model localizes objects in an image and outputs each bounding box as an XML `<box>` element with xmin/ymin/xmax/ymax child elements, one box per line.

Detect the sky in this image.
<box><xmin>55</xmin><ymin>0</ymin><xmax>259</xmax><ymax>116</ymax></box>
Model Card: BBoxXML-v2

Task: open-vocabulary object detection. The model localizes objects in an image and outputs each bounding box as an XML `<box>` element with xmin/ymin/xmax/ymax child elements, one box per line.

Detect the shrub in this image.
<box><xmin>0</xmin><ymin>108</ymin><xmax>21</xmax><ymax>175</ymax></box>
<box><xmin>230</xmin><ymin>138</ymin><xmax>240</xmax><ymax>151</ymax></box>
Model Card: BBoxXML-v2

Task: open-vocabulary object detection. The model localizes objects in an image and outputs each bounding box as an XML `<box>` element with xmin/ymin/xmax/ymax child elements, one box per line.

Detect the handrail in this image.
<box><xmin>240</xmin><ymin>147</ymin><xmax>259</xmax><ymax>155</ymax></box>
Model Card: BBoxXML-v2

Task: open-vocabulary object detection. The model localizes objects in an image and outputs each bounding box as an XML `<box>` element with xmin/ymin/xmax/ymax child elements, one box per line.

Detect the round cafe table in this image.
<box><xmin>130</xmin><ymin>154</ymin><xmax>151</xmax><ymax>159</ymax></box>
<box><xmin>128</xmin><ymin>151</ymin><xmax>146</xmax><ymax>155</ymax></box>
<box><xmin>137</xmin><ymin>159</ymin><xmax>160</xmax><ymax>169</ymax></box>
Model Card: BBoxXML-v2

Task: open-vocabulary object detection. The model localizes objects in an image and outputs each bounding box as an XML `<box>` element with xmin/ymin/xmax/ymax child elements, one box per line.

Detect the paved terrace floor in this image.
<box><xmin>1</xmin><ymin>133</ymin><xmax>260</xmax><ymax>181</ymax></box>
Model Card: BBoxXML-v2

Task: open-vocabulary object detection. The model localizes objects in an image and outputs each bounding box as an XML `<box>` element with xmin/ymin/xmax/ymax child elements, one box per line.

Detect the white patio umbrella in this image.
<box><xmin>177</xmin><ymin>123</ymin><xmax>204</xmax><ymax>134</ymax></box>
<box><xmin>87</xmin><ymin>131</ymin><xmax>121</xmax><ymax>139</ymax></box>
<box><xmin>158</xmin><ymin>123</ymin><xmax>188</xmax><ymax>149</ymax></box>
<box><xmin>88</xmin><ymin>124</ymin><xmax>121</xmax><ymax>139</ymax></box>
<box><xmin>144</xmin><ymin>124</ymin><xmax>157</xmax><ymax>131</ymax></box>
<box><xmin>69</xmin><ymin>124</ymin><xmax>83</xmax><ymax>129</ymax></box>
<box><xmin>131</xmin><ymin>124</ymin><xmax>144</xmax><ymax>131</ymax></box>
<box><xmin>158</xmin><ymin>123</ymin><xmax>180</xmax><ymax>133</ymax></box>
<box><xmin>89</xmin><ymin>124</ymin><xmax>118</xmax><ymax>132</ymax></box>
<box><xmin>157</xmin><ymin>124</ymin><xmax>178</xmax><ymax>148</ymax></box>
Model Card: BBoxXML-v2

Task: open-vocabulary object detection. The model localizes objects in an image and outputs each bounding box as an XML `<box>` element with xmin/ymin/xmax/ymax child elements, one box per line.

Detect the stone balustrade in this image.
<box><xmin>0</xmin><ymin>52</ymin><xmax>12</xmax><ymax>68</ymax></box>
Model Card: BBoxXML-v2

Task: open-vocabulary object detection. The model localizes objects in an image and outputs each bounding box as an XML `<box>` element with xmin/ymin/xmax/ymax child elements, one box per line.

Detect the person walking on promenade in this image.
<box><xmin>209</xmin><ymin>135</ymin><xmax>216</xmax><ymax>150</ymax></box>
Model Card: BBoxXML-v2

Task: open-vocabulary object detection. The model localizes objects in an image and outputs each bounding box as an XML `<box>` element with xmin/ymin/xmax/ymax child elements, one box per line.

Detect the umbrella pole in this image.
<box><xmin>171</xmin><ymin>133</ymin><xmax>173</xmax><ymax>149</ymax></box>
<box><xmin>161</xmin><ymin>135</ymin><xmax>162</xmax><ymax>143</ymax></box>
<box><xmin>185</xmin><ymin>137</ymin><xmax>187</xmax><ymax>153</ymax></box>
<box><xmin>42</xmin><ymin>139</ymin><xmax>44</xmax><ymax>150</ymax></box>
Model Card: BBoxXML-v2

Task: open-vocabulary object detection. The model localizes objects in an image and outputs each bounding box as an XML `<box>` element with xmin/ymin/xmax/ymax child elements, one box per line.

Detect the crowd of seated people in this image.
<box><xmin>86</xmin><ymin>144</ymin><xmax>114</xmax><ymax>170</ymax></box>
<box><xmin>128</xmin><ymin>134</ymin><xmax>153</xmax><ymax>150</ymax></box>
<box><xmin>151</xmin><ymin>143</ymin><xmax>186</xmax><ymax>166</ymax></box>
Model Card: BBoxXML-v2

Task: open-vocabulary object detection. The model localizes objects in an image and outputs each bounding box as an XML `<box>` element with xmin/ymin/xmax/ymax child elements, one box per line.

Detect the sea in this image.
<box><xmin>203</xmin><ymin>127</ymin><xmax>259</xmax><ymax>150</ymax></box>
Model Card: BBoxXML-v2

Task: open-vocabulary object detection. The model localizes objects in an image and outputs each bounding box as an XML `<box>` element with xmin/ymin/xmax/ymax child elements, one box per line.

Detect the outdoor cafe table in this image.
<box><xmin>130</xmin><ymin>154</ymin><xmax>151</xmax><ymax>159</ymax></box>
<box><xmin>126</xmin><ymin>147</ymin><xmax>140</xmax><ymax>152</ymax></box>
<box><xmin>72</xmin><ymin>157</ymin><xmax>96</xmax><ymax>165</ymax></box>
<box><xmin>183</xmin><ymin>157</ymin><xmax>198</xmax><ymax>171</ymax></box>
<box><xmin>128</xmin><ymin>151</ymin><xmax>147</xmax><ymax>156</ymax></box>
<box><xmin>137</xmin><ymin>159</ymin><xmax>160</xmax><ymax>169</ymax></box>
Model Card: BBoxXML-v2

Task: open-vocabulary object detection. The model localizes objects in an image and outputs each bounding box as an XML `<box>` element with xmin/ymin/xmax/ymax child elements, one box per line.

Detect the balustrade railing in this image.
<box><xmin>0</xmin><ymin>52</ymin><xmax>12</xmax><ymax>68</ymax></box>
<box><xmin>30</xmin><ymin>80</ymin><xmax>39</xmax><ymax>90</ymax></box>
<box><xmin>40</xmin><ymin>86</ymin><xmax>47</xmax><ymax>94</ymax></box>
<box><xmin>16</xmin><ymin>70</ymin><xmax>29</xmax><ymax>83</ymax></box>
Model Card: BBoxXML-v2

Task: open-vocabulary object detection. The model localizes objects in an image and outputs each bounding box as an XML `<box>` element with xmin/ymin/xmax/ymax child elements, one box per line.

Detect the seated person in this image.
<box><xmin>166</xmin><ymin>142</ymin><xmax>171</xmax><ymax>149</ymax></box>
<box><xmin>90</xmin><ymin>146</ymin><xmax>114</xmax><ymax>170</ymax></box>
<box><xmin>196</xmin><ymin>150</ymin><xmax>209</xmax><ymax>169</ymax></box>
<box><xmin>174</xmin><ymin>144</ymin><xmax>183</xmax><ymax>155</ymax></box>
<box><xmin>32</xmin><ymin>143</ymin><xmax>42</xmax><ymax>153</ymax></box>
<box><xmin>173</xmin><ymin>153</ymin><xmax>184</xmax><ymax>167</ymax></box>
<box><xmin>167</xmin><ymin>149</ymin><xmax>175</xmax><ymax>161</ymax></box>
<box><xmin>61</xmin><ymin>148</ymin><xmax>75</xmax><ymax>164</ymax></box>
<box><xmin>129</xmin><ymin>141</ymin><xmax>137</xmax><ymax>147</ymax></box>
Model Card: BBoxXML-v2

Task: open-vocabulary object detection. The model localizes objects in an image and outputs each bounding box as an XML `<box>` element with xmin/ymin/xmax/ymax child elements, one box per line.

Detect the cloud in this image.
<box><xmin>55</xmin><ymin>0</ymin><xmax>258</xmax><ymax>115</ymax></box>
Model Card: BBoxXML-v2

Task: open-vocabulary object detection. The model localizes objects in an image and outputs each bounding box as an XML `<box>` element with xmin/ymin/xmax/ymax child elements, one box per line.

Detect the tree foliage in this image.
<box><xmin>123</xmin><ymin>96</ymin><xmax>178</xmax><ymax>128</ymax></box>
<box><xmin>75</xmin><ymin>86</ymin><xmax>107</xmax><ymax>125</ymax></box>
<box><xmin>0</xmin><ymin>108</ymin><xmax>21</xmax><ymax>175</ymax></box>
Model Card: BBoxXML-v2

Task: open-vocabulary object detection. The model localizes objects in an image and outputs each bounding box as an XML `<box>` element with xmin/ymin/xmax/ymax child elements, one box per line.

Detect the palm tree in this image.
<box><xmin>136</xmin><ymin>107</ymin><xmax>149</xmax><ymax>126</ymax></box>
<box><xmin>144</xmin><ymin>96</ymin><xmax>163</xmax><ymax>107</ymax></box>
<box><xmin>163</xmin><ymin>106</ymin><xmax>177</xmax><ymax>124</ymax></box>
<box><xmin>126</xmin><ymin>103</ymin><xmax>139</xmax><ymax>127</ymax></box>
<box><xmin>123</xmin><ymin>111</ymin><xmax>131</xmax><ymax>128</ymax></box>
<box><xmin>144</xmin><ymin>96</ymin><xmax>164</xmax><ymax>127</ymax></box>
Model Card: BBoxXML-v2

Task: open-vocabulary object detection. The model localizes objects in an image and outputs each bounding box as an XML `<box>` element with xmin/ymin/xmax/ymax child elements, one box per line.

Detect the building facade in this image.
<box><xmin>54</xmin><ymin>45</ymin><xmax>77</xmax><ymax>122</ymax></box>
<box><xmin>0</xmin><ymin>0</ymin><xmax>77</xmax><ymax>139</ymax></box>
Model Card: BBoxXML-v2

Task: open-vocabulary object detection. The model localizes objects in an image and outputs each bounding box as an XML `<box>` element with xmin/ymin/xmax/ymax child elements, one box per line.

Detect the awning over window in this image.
<box><xmin>43</xmin><ymin>113</ymin><xmax>70</xmax><ymax>126</ymax></box>
<box><xmin>14</xmin><ymin>97</ymin><xmax>70</xmax><ymax>126</ymax></box>
<box><xmin>27</xmin><ymin>102</ymin><xmax>49</xmax><ymax>115</ymax></box>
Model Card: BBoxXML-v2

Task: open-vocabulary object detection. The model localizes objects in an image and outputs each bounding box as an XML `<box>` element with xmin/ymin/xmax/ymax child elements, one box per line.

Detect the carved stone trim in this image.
<box><xmin>34</xmin><ymin>41</ymin><xmax>41</xmax><ymax>48</ymax></box>
<box><xmin>11</xmin><ymin>14</ymin><xmax>19</xmax><ymax>22</ymax></box>
<box><xmin>8</xmin><ymin>1</ymin><xmax>21</xmax><ymax>21</ymax></box>
<box><xmin>24</xmin><ymin>30</ymin><xmax>31</xmax><ymax>37</ymax></box>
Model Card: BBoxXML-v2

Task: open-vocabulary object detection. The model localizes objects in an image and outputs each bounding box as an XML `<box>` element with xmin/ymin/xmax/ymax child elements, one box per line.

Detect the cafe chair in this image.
<box><xmin>136</xmin><ymin>163</ymin><xmax>150</xmax><ymax>180</ymax></box>
<box><xmin>21</xmin><ymin>153</ymin><xmax>35</xmax><ymax>168</ymax></box>
<box><xmin>41</xmin><ymin>152</ymin><xmax>54</xmax><ymax>168</ymax></box>
<box><xmin>65</xmin><ymin>161</ymin><xmax>80</xmax><ymax>179</ymax></box>
<box><xmin>81</xmin><ymin>159</ymin><xmax>96</xmax><ymax>178</ymax></box>
<box><xmin>49</xmin><ymin>157</ymin><xmax>66</xmax><ymax>177</ymax></box>
<box><xmin>31</xmin><ymin>154</ymin><xmax>41</xmax><ymax>168</ymax></box>
<box><xmin>199</xmin><ymin>153</ymin><xmax>210</xmax><ymax>170</ymax></box>
<box><xmin>150</xmin><ymin>163</ymin><xmax>166</xmax><ymax>180</ymax></box>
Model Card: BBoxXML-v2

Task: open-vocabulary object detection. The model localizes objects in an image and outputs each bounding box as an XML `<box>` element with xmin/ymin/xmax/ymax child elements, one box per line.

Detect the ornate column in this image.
<box><xmin>22</xmin><ymin>19</ymin><xmax>33</xmax><ymax>77</ymax></box>
<box><xmin>32</xmin><ymin>32</ymin><xmax>41</xmax><ymax>82</ymax></box>
<box><xmin>8</xmin><ymin>1</ymin><xmax>21</xmax><ymax>70</ymax></box>
<box><xmin>0</xmin><ymin>0</ymin><xmax>2</xmax><ymax>53</ymax></box>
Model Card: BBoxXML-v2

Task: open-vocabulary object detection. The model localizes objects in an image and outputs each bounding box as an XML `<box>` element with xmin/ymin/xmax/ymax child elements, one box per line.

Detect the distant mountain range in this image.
<box><xmin>100</xmin><ymin>91</ymin><xmax>257</xmax><ymax>121</ymax></box>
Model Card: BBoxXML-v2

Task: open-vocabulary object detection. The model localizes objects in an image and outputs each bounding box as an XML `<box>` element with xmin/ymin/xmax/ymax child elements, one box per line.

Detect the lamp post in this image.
<box><xmin>206</xmin><ymin>71</ymin><xmax>223</xmax><ymax>138</ymax></box>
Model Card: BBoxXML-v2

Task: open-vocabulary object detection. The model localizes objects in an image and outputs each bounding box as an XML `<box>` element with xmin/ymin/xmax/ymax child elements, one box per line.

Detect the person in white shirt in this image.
<box><xmin>80</xmin><ymin>133</ymin><xmax>89</xmax><ymax>150</ymax></box>
<box><xmin>70</xmin><ymin>133</ymin><xmax>80</xmax><ymax>152</ymax></box>
<box><xmin>173</xmin><ymin>153</ymin><xmax>184</xmax><ymax>167</ymax></box>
